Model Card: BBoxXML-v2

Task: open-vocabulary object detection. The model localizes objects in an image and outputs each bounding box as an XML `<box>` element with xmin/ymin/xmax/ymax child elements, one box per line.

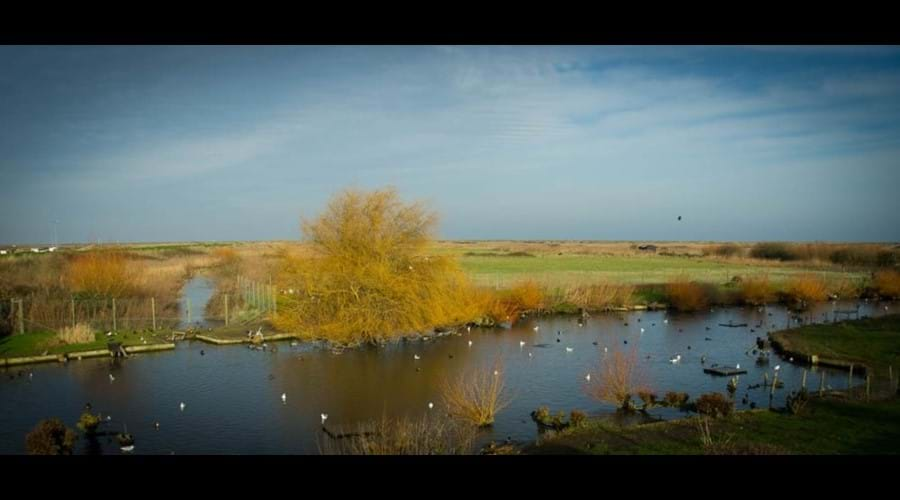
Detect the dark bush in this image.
<box><xmin>663</xmin><ymin>391</ymin><xmax>690</xmax><ymax>408</ymax></box>
<box><xmin>569</xmin><ymin>410</ymin><xmax>587</xmax><ymax>428</ymax></box>
<box><xmin>25</xmin><ymin>418</ymin><xmax>77</xmax><ymax>455</ymax></box>
<box><xmin>695</xmin><ymin>393</ymin><xmax>734</xmax><ymax>418</ymax></box>
<box><xmin>750</xmin><ymin>242</ymin><xmax>797</xmax><ymax>261</ymax></box>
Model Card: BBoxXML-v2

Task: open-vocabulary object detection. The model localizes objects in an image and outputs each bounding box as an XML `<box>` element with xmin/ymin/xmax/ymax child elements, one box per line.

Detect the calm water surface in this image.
<box><xmin>0</xmin><ymin>283</ymin><xmax>892</xmax><ymax>454</ymax></box>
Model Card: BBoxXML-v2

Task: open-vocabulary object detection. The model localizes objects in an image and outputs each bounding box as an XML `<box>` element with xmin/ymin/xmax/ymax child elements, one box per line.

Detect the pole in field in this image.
<box><xmin>151</xmin><ymin>297</ymin><xmax>156</xmax><ymax>331</ymax></box>
<box><xmin>224</xmin><ymin>294</ymin><xmax>229</xmax><ymax>326</ymax></box>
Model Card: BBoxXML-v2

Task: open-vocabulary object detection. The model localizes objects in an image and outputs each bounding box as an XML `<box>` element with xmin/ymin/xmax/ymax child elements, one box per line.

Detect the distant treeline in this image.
<box><xmin>704</xmin><ymin>242</ymin><xmax>898</xmax><ymax>267</ymax></box>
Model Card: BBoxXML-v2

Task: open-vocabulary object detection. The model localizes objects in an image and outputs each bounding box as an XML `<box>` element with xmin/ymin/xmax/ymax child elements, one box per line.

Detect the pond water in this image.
<box><xmin>178</xmin><ymin>275</ymin><xmax>220</xmax><ymax>329</ymax></box>
<box><xmin>0</xmin><ymin>282</ymin><xmax>893</xmax><ymax>454</ymax></box>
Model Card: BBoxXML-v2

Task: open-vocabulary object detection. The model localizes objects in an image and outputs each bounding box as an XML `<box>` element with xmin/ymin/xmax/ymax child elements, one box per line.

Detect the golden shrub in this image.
<box><xmin>67</xmin><ymin>250</ymin><xmax>142</xmax><ymax>298</ymax></box>
<box><xmin>738</xmin><ymin>276</ymin><xmax>775</xmax><ymax>305</ymax></box>
<box><xmin>873</xmin><ymin>270</ymin><xmax>900</xmax><ymax>299</ymax></box>
<box><xmin>273</xmin><ymin>187</ymin><xmax>478</xmax><ymax>344</ymax></box>
<box><xmin>665</xmin><ymin>277</ymin><xmax>708</xmax><ymax>312</ymax></box>
<box><xmin>785</xmin><ymin>274</ymin><xmax>828</xmax><ymax>304</ymax></box>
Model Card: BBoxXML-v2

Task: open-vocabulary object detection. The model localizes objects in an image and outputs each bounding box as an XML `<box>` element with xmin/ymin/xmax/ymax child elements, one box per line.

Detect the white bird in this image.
<box><xmin>413</xmin><ymin>354</ymin><xmax>420</xmax><ymax>360</ymax></box>
<box><xmin>585</xmin><ymin>373</ymin><xmax>591</xmax><ymax>381</ymax></box>
<box><xmin>774</xmin><ymin>365</ymin><xmax>781</xmax><ymax>371</ymax></box>
<box><xmin>179</xmin><ymin>402</ymin><xmax>185</xmax><ymax>412</ymax></box>
<box><xmin>519</xmin><ymin>341</ymin><xmax>526</xmax><ymax>348</ymax></box>
<box><xmin>467</xmin><ymin>340</ymin><xmax>473</xmax><ymax>347</ymax></box>
<box><xmin>427</xmin><ymin>402</ymin><xmax>434</xmax><ymax>410</ymax></box>
<box><xmin>281</xmin><ymin>393</ymin><xmax>287</xmax><ymax>404</ymax></box>
<box><xmin>109</xmin><ymin>374</ymin><xmax>115</xmax><ymax>382</ymax></box>
<box><xmin>533</xmin><ymin>326</ymin><xmax>539</xmax><ymax>332</ymax></box>
<box><xmin>106</xmin><ymin>415</ymin><xmax>112</xmax><ymax>421</ymax></box>
<box><xmin>789</xmin><ymin>357</ymin><xmax>794</xmax><ymax>362</ymax></box>
<box><xmin>663</xmin><ymin>319</ymin><xmax>668</xmax><ymax>324</ymax></box>
<box><xmin>321</xmin><ymin>413</ymin><xmax>328</xmax><ymax>425</ymax></box>
<box><xmin>604</xmin><ymin>347</ymin><xmax>608</xmax><ymax>353</ymax></box>
<box><xmin>528</xmin><ymin>352</ymin><xmax>533</xmax><ymax>358</ymax></box>
<box><xmin>106</xmin><ymin>331</ymin><xmax>113</xmax><ymax>337</ymax></box>
<box><xmin>565</xmin><ymin>347</ymin><xmax>574</xmax><ymax>352</ymax></box>
<box><xmin>736</xmin><ymin>364</ymin><xmax>740</xmax><ymax>369</ymax></box>
<box><xmin>669</xmin><ymin>357</ymin><xmax>679</xmax><ymax>364</ymax></box>
<box><xmin>493</xmin><ymin>370</ymin><xmax>499</xmax><ymax>376</ymax></box>
<box><xmin>640</xmin><ymin>328</ymin><xmax>645</xmax><ymax>333</ymax></box>
<box><xmin>466</xmin><ymin>326</ymin><xmax>471</xmax><ymax>333</ymax></box>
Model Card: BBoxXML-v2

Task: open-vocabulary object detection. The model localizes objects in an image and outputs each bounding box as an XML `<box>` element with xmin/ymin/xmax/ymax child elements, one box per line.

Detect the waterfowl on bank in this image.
<box><xmin>180</xmin><ymin>402</ymin><xmax>186</xmax><ymax>412</ymax></box>
<box><xmin>519</xmin><ymin>341</ymin><xmax>526</xmax><ymax>348</ymax></box>
<box><xmin>585</xmin><ymin>373</ymin><xmax>591</xmax><ymax>381</ymax></box>
<box><xmin>154</xmin><ymin>422</ymin><xmax>160</xmax><ymax>430</ymax></box>
<box><xmin>428</xmin><ymin>402</ymin><xmax>434</xmax><ymax>409</ymax></box>
<box><xmin>533</xmin><ymin>326</ymin><xmax>539</xmax><ymax>332</ymax></box>
<box><xmin>413</xmin><ymin>354</ymin><xmax>420</xmax><ymax>360</ymax></box>
<box><xmin>468</xmin><ymin>340</ymin><xmax>473</xmax><ymax>347</ymax></box>
<box><xmin>493</xmin><ymin>370</ymin><xmax>499</xmax><ymax>376</ymax></box>
<box><xmin>281</xmin><ymin>393</ymin><xmax>287</xmax><ymax>404</ymax></box>
<box><xmin>109</xmin><ymin>374</ymin><xmax>115</xmax><ymax>382</ymax></box>
<box><xmin>321</xmin><ymin>413</ymin><xmax>328</xmax><ymax>425</ymax></box>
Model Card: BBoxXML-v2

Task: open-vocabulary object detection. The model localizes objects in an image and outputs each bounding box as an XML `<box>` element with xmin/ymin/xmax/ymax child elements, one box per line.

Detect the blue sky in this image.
<box><xmin>2</xmin><ymin>45</ymin><xmax>899</xmax><ymax>244</ymax></box>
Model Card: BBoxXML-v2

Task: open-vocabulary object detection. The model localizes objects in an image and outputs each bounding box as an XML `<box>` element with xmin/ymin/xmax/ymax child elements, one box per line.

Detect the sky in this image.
<box><xmin>1</xmin><ymin>45</ymin><xmax>899</xmax><ymax>244</ymax></box>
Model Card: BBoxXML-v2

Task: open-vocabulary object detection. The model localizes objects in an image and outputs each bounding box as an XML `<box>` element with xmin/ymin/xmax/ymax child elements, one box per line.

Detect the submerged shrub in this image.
<box><xmin>25</xmin><ymin>418</ymin><xmax>76</xmax><ymax>455</ymax></box>
<box><xmin>441</xmin><ymin>361</ymin><xmax>511</xmax><ymax>427</ymax></box>
<box><xmin>664</xmin><ymin>391</ymin><xmax>690</xmax><ymax>408</ymax></box>
<box><xmin>586</xmin><ymin>347</ymin><xmax>649</xmax><ymax>411</ymax></box>
<box><xmin>694</xmin><ymin>393</ymin><xmax>733</xmax><ymax>418</ymax></box>
<box><xmin>319</xmin><ymin>414</ymin><xmax>476</xmax><ymax>455</ymax></box>
<box><xmin>569</xmin><ymin>410</ymin><xmax>587</xmax><ymax>428</ymax></box>
<box><xmin>76</xmin><ymin>412</ymin><xmax>102</xmax><ymax>435</ymax></box>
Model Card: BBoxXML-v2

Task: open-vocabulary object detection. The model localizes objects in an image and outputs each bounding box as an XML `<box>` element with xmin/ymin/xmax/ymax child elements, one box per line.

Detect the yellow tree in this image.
<box><xmin>274</xmin><ymin>187</ymin><xmax>477</xmax><ymax>344</ymax></box>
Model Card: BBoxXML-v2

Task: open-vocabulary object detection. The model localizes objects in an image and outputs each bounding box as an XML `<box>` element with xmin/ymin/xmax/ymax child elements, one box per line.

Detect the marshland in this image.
<box><xmin>3</xmin><ymin>45</ymin><xmax>900</xmax><ymax>456</ymax></box>
<box><xmin>3</xmin><ymin>189</ymin><xmax>899</xmax><ymax>454</ymax></box>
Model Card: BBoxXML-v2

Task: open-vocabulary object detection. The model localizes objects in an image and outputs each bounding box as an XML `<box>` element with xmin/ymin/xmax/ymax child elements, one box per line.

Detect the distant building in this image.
<box><xmin>637</xmin><ymin>244</ymin><xmax>658</xmax><ymax>252</ymax></box>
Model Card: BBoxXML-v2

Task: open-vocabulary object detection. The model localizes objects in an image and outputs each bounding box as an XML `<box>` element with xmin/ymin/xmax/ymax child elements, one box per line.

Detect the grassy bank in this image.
<box><xmin>770</xmin><ymin>314</ymin><xmax>900</xmax><ymax>374</ymax></box>
<box><xmin>0</xmin><ymin>329</ymin><xmax>169</xmax><ymax>358</ymax></box>
<box><xmin>525</xmin><ymin>398</ymin><xmax>900</xmax><ymax>455</ymax></box>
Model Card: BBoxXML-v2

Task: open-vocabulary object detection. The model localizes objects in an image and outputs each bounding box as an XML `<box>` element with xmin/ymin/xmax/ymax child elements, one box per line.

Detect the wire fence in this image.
<box><xmin>1</xmin><ymin>276</ymin><xmax>278</xmax><ymax>336</ymax></box>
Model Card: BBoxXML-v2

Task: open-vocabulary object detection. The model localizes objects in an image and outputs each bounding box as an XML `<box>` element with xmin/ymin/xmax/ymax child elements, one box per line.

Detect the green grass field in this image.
<box><xmin>452</xmin><ymin>252</ymin><xmax>866</xmax><ymax>288</ymax></box>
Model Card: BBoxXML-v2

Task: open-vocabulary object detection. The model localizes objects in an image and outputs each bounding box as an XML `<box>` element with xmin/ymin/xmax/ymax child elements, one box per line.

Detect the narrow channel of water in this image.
<box><xmin>0</xmin><ymin>278</ymin><xmax>893</xmax><ymax>454</ymax></box>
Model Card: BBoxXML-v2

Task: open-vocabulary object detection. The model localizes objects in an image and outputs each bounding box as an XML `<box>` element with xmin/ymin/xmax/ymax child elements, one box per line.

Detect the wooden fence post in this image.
<box><xmin>272</xmin><ymin>286</ymin><xmax>277</xmax><ymax>316</ymax></box>
<box><xmin>112</xmin><ymin>298</ymin><xmax>117</xmax><ymax>332</ymax></box>
<box><xmin>224</xmin><ymin>294</ymin><xmax>229</xmax><ymax>326</ymax></box>
<box><xmin>151</xmin><ymin>297</ymin><xmax>156</xmax><ymax>331</ymax></box>
<box><xmin>71</xmin><ymin>297</ymin><xmax>76</xmax><ymax>328</ymax></box>
<box><xmin>849</xmin><ymin>364</ymin><xmax>854</xmax><ymax>397</ymax></box>
<box><xmin>801</xmin><ymin>369</ymin><xmax>807</xmax><ymax>391</ymax></box>
<box><xmin>16</xmin><ymin>298</ymin><xmax>24</xmax><ymax>335</ymax></box>
<box><xmin>820</xmin><ymin>371</ymin><xmax>826</xmax><ymax>396</ymax></box>
<box><xmin>187</xmin><ymin>298</ymin><xmax>192</xmax><ymax>325</ymax></box>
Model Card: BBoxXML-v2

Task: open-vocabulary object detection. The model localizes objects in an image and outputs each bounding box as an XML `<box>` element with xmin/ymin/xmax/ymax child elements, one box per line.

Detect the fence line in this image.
<box><xmin>2</xmin><ymin>276</ymin><xmax>280</xmax><ymax>336</ymax></box>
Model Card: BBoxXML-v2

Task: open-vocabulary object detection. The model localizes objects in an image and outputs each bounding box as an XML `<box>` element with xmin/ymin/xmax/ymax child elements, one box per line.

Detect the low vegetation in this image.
<box><xmin>318</xmin><ymin>413</ymin><xmax>477</xmax><ymax>455</ymax></box>
<box><xmin>441</xmin><ymin>361</ymin><xmax>511</xmax><ymax>427</ymax></box>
